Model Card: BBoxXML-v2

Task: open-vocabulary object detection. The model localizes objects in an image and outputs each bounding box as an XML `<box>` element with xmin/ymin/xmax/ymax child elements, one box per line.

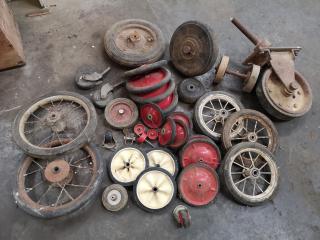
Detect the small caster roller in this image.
<box><xmin>75</xmin><ymin>65</ymin><xmax>110</xmax><ymax>90</ymax></box>
<box><xmin>173</xmin><ymin>205</ymin><xmax>191</xmax><ymax>228</ymax></box>
<box><xmin>102</xmin><ymin>184</ymin><xmax>128</xmax><ymax>212</ymax></box>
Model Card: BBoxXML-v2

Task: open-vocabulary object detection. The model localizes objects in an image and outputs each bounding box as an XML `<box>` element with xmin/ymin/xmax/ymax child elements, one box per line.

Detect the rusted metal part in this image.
<box><xmin>101</xmin><ymin>130</ymin><xmax>117</xmax><ymax>149</ymax></box>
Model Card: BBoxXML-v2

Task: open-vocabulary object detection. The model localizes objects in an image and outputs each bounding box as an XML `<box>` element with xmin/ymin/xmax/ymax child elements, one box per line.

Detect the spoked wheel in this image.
<box><xmin>13</xmin><ymin>141</ymin><xmax>104</xmax><ymax>218</ymax></box>
<box><xmin>12</xmin><ymin>91</ymin><xmax>97</xmax><ymax>158</ymax></box>
<box><xmin>134</xmin><ymin>167</ymin><xmax>176</xmax><ymax>212</ymax></box>
<box><xmin>101</xmin><ymin>184</ymin><xmax>128</xmax><ymax>212</ymax></box>
<box><xmin>108</xmin><ymin>146</ymin><xmax>148</xmax><ymax>186</ymax></box>
<box><xmin>222</xmin><ymin>109</ymin><xmax>278</xmax><ymax>152</ymax></box>
<box><xmin>221</xmin><ymin>142</ymin><xmax>279</xmax><ymax>206</ymax></box>
<box><xmin>147</xmin><ymin>148</ymin><xmax>179</xmax><ymax>178</ymax></box>
<box><xmin>194</xmin><ymin>91</ymin><xmax>243</xmax><ymax>141</ymax></box>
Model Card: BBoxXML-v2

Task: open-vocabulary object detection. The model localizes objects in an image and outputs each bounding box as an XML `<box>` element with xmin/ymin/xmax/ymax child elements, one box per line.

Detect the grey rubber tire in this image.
<box><xmin>101</xmin><ymin>184</ymin><xmax>128</xmax><ymax>212</ymax></box>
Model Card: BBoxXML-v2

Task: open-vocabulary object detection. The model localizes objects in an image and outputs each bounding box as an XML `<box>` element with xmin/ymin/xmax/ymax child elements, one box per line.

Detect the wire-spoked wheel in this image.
<box><xmin>221</xmin><ymin>142</ymin><xmax>279</xmax><ymax>206</ymax></box>
<box><xmin>12</xmin><ymin>91</ymin><xmax>97</xmax><ymax>159</ymax></box>
<box><xmin>13</xmin><ymin>141</ymin><xmax>104</xmax><ymax>218</ymax></box>
<box><xmin>134</xmin><ymin>167</ymin><xmax>176</xmax><ymax>212</ymax></box>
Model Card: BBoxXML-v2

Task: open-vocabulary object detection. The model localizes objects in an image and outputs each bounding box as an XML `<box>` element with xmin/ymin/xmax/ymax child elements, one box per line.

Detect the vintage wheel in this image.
<box><xmin>158</xmin><ymin>118</ymin><xmax>176</xmax><ymax>146</ymax></box>
<box><xmin>140</xmin><ymin>103</ymin><xmax>164</xmax><ymax>128</ymax></box>
<box><xmin>147</xmin><ymin>129</ymin><xmax>158</xmax><ymax>140</ymax></box>
<box><xmin>214</xmin><ymin>55</ymin><xmax>229</xmax><ymax>84</ymax></box>
<box><xmin>108</xmin><ymin>146</ymin><xmax>148</xmax><ymax>186</ymax></box>
<box><xmin>178</xmin><ymin>163</ymin><xmax>219</xmax><ymax>207</ymax></box>
<box><xmin>162</xmin><ymin>91</ymin><xmax>179</xmax><ymax>116</ymax></box>
<box><xmin>91</xmin><ymin>88</ymin><xmax>114</xmax><ymax>109</ymax></box>
<box><xmin>221</xmin><ymin>142</ymin><xmax>279</xmax><ymax>206</ymax></box>
<box><xmin>170</xmin><ymin>21</ymin><xmax>219</xmax><ymax>76</ymax></box>
<box><xmin>169</xmin><ymin>112</ymin><xmax>193</xmax><ymax>130</ymax></box>
<box><xmin>134</xmin><ymin>123</ymin><xmax>146</xmax><ymax>136</ymax></box>
<box><xmin>169</xmin><ymin>119</ymin><xmax>189</xmax><ymax>149</ymax></box>
<box><xmin>242</xmin><ymin>64</ymin><xmax>260</xmax><ymax>93</ymax></box>
<box><xmin>189</xmin><ymin>134</ymin><xmax>214</xmax><ymax>142</ymax></box>
<box><xmin>180</xmin><ymin>138</ymin><xmax>221</xmax><ymax>169</ymax></box>
<box><xmin>173</xmin><ymin>205</ymin><xmax>191</xmax><ymax>228</ymax></box>
<box><xmin>101</xmin><ymin>184</ymin><xmax>128</xmax><ymax>212</ymax></box>
<box><xmin>13</xmin><ymin>141</ymin><xmax>104</xmax><ymax>218</ymax></box>
<box><xmin>133</xmin><ymin>167</ymin><xmax>176</xmax><ymax>212</ymax></box>
<box><xmin>194</xmin><ymin>91</ymin><xmax>243</xmax><ymax>141</ymax></box>
<box><xmin>157</xmin><ymin>92</ymin><xmax>174</xmax><ymax>110</ymax></box>
<box><xmin>222</xmin><ymin>109</ymin><xmax>278</xmax><ymax>153</ymax></box>
<box><xmin>104</xmin><ymin>98</ymin><xmax>138</xmax><ymax>129</ymax></box>
<box><xmin>124</xmin><ymin>60</ymin><xmax>168</xmax><ymax>78</ymax></box>
<box><xmin>147</xmin><ymin>148</ymin><xmax>179</xmax><ymax>178</ymax></box>
<box><xmin>178</xmin><ymin>78</ymin><xmax>206</xmax><ymax>104</ymax></box>
<box><xmin>104</xmin><ymin>19</ymin><xmax>165</xmax><ymax>67</ymax></box>
<box><xmin>75</xmin><ymin>65</ymin><xmax>103</xmax><ymax>90</ymax></box>
<box><xmin>256</xmin><ymin>68</ymin><xmax>312</xmax><ymax>120</ymax></box>
<box><xmin>12</xmin><ymin>91</ymin><xmax>97</xmax><ymax>159</ymax></box>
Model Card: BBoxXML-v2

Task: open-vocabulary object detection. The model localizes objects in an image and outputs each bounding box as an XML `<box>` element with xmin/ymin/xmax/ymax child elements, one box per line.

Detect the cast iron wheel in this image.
<box><xmin>147</xmin><ymin>148</ymin><xmax>179</xmax><ymax>178</ymax></box>
<box><xmin>221</xmin><ymin>142</ymin><xmax>279</xmax><ymax>206</ymax></box>
<box><xmin>104</xmin><ymin>98</ymin><xmax>139</xmax><ymax>129</ymax></box>
<box><xmin>75</xmin><ymin>65</ymin><xmax>103</xmax><ymax>90</ymax></box>
<box><xmin>222</xmin><ymin>109</ymin><xmax>278</xmax><ymax>153</ymax></box>
<box><xmin>108</xmin><ymin>146</ymin><xmax>148</xmax><ymax>186</ymax></box>
<box><xmin>101</xmin><ymin>184</ymin><xmax>128</xmax><ymax>212</ymax></box>
<box><xmin>170</xmin><ymin>21</ymin><xmax>219</xmax><ymax>76</ymax></box>
<box><xmin>13</xmin><ymin>141</ymin><xmax>104</xmax><ymax>219</ymax></box>
<box><xmin>178</xmin><ymin>163</ymin><xmax>219</xmax><ymax>207</ymax></box>
<box><xmin>178</xmin><ymin>78</ymin><xmax>206</xmax><ymax>104</ymax></box>
<box><xmin>194</xmin><ymin>91</ymin><xmax>243</xmax><ymax>141</ymax></box>
<box><xmin>104</xmin><ymin>19</ymin><xmax>165</xmax><ymax>67</ymax></box>
<box><xmin>123</xmin><ymin>60</ymin><xmax>168</xmax><ymax>78</ymax></box>
<box><xmin>12</xmin><ymin>91</ymin><xmax>97</xmax><ymax>159</ymax></box>
<box><xmin>133</xmin><ymin>167</ymin><xmax>177</xmax><ymax>212</ymax></box>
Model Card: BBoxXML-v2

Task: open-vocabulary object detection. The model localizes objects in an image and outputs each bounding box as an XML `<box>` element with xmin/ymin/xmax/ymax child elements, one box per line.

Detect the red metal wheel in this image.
<box><xmin>147</xmin><ymin>129</ymin><xmax>158</xmax><ymax>140</ymax></box>
<box><xmin>134</xmin><ymin>123</ymin><xmax>146</xmax><ymax>136</ymax></box>
<box><xmin>158</xmin><ymin>118</ymin><xmax>176</xmax><ymax>146</ymax></box>
<box><xmin>138</xmin><ymin>82</ymin><xmax>169</xmax><ymax>99</ymax></box>
<box><xmin>170</xmin><ymin>119</ymin><xmax>189</xmax><ymax>149</ymax></box>
<box><xmin>157</xmin><ymin>93</ymin><xmax>174</xmax><ymax>109</ymax></box>
<box><xmin>140</xmin><ymin>103</ymin><xmax>164</xmax><ymax>129</ymax></box>
<box><xmin>179</xmin><ymin>138</ymin><xmax>221</xmax><ymax>169</ymax></box>
<box><xmin>169</xmin><ymin>112</ymin><xmax>192</xmax><ymax>130</ymax></box>
<box><xmin>178</xmin><ymin>163</ymin><xmax>219</xmax><ymax>207</ymax></box>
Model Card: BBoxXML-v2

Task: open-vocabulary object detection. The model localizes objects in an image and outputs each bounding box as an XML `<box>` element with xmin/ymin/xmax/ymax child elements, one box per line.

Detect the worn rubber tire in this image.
<box><xmin>178</xmin><ymin>78</ymin><xmax>206</xmax><ymax>104</ymax></box>
<box><xmin>101</xmin><ymin>184</ymin><xmax>128</xmax><ymax>212</ymax></box>
<box><xmin>123</xmin><ymin>60</ymin><xmax>168</xmax><ymax>78</ymax></box>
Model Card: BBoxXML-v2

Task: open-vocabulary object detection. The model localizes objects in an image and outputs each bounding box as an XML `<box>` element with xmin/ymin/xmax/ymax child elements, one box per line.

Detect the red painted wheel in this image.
<box><xmin>159</xmin><ymin>118</ymin><xmax>176</xmax><ymax>146</ymax></box>
<box><xmin>169</xmin><ymin>112</ymin><xmax>193</xmax><ymax>130</ymax></box>
<box><xmin>140</xmin><ymin>103</ymin><xmax>164</xmax><ymax>129</ymax></box>
<box><xmin>178</xmin><ymin>163</ymin><xmax>219</xmax><ymax>207</ymax></box>
<box><xmin>179</xmin><ymin>138</ymin><xmax>221</xmax><ymax>169</ymax></box>
<box><xmin>134</xmin><ymin>123</ymin><xmax>146</xmax><ymax>136</ymax></box>
<box><xmin>147</xmin><ymin>129</ymin><xmax>158</xmax><ymax>140</ymax></box>
<box><xmin>170</xmin><ymin>119</ymin><xmax>189</xmax><ymax>149</ymax></box>
<box><xmin>136</xmin><ymin>132</ymin><xmax>148</xmax><ymax>143</ymax></box>
<box><xmin>157</xmin><ymin>93</ymin><xmax>174</xmax><ymax>110</ymax></box>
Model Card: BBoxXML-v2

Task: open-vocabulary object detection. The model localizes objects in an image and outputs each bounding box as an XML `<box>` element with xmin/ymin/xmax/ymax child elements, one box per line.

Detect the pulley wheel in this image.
<box><xmin>242</xmin><ymin>64</ymin><xmax>260</xmax><ymax>93</ymax></box>
<box><xmin>159</xmin><ymin>118</ymin><xmax>176</xmax><ymax>146</ymax></box>
<box><xmin>147</xmin><ymin>148</ymin><xmax>179</xmax><ymax>178</ymax></box>
<box><xmin>256</xmin><ymin>68</ymin><xmax>312</xmax><ymax>120</ymax></box>
<box><xmin>124</xmin><ymin>60</ymin><xmax>168</xmax><ymax>78</ymax></box>
<box><xmin>134</xmin><ymin>167</ymin><xmax>176</xmax><ymax>212</ymax></box>
<box><xmin>104</xmin><ymin>19</ymin><xmax>165</xmax><ymax>67</ymax></box>
<box><xmin>169</xmin><ymin>112</ymin><xmax>193</xmax><ymax>130</ymax></box>
<box><xmin>214</xmin><ymin>55</ymin><xmax>229</xmax><ymax>84</ymax></box>
<box><xmin>178</xmin><ymin>163</ymin><xmax>219</xmax><ymax>207</ymax></box>
<box><xmin>169</xmin><ymin>119</ymin><xmax>189</xmax><ymax>149</ymax></box>
<box><xmin>170</xmin><ymin>21</ymin><xmax>219</xmax><ymax>76</ymax></box>
<box><xmin>221</xmin><ymin>142</ymin><xmax>279</xmax><ymax>206</ymax></box>
<box><xmin>104</xmin><ymin>98</ymin><xmax>138</xmax><ymax>129</ymax></box>
<box><xmin>102</xmin><ymin>184</ymin><xmax>128</xmax><ymax>212</ymax></box>
<box><xmin>108</xmin><ymin>146</ymin><xmax>148</xmax><ymax>186</ymax></box>
<box><xmin>140</xmin><ymin>103</ymin><xmax>164</xmax><ymax>129</ymax></box>
<box><xmin>75</xmin><ymin>65</ymin><xmax>103</xmax><ymax>90</ymax></box>
<box><xmin>178</xmin><ymin>78</ymin><xmax>206</xmax><ymax>104</ymax></box>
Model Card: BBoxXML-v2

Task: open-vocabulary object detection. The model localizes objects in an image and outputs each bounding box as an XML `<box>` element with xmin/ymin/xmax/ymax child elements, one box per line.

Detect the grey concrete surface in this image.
<box><xmin>0</xmin><ymin>0</ymin><xmax>319</xmax><ymax>239</ymax></box>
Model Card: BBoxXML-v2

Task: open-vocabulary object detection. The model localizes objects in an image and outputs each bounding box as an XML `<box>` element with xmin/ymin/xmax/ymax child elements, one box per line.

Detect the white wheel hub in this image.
<box><xmin>147</xmin><ymin>150</ymin><xmax>176</xmax><ymax>176</ymax></box>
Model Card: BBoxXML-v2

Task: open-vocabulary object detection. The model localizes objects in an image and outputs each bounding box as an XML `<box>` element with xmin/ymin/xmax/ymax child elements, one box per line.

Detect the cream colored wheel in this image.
<box><xmin>147</xmin><ymin>148</ymin><xmax>178</xmax><ymax>178</ymax></box>
<box><xmin>108</xmin><ymin>146</ymin><xmax>148</xmax><ymax>186</ymax></box>
<box><xmin>134</xmin><ymin>168</ymin><xmax>176</xmax><ymax>212</ymax></box>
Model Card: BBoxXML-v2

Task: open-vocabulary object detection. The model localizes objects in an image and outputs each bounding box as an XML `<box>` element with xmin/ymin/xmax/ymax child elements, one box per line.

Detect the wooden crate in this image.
<box><xmin>0</xmin><ymin>0</ymin><xmax>25</xmax><ymax>71</ymax></box>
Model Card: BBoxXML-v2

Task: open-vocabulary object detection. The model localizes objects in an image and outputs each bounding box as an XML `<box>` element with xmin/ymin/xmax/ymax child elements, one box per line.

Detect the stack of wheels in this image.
<box><xmin>11</xmin><ymin>92</ymin><xmax>103</xmax><ymax>219</ymax></box>
<box><xmin>124</xmin><ymin>60</ymin><xmax>178</xmax><ymax>129</ymax></box>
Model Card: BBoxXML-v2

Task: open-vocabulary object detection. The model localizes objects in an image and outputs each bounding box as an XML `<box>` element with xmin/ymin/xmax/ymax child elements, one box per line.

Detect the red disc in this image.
<box><xmin>158</xmin><ymin>118</ymin><xmax>176</xmax><ymax>146</ymax></box>
<box><xmin>140</xmin><ymin>103</ymin><xmax>164</xmax><ymax>129</ymax></box>
<box><xmin>169</xmin><ymin>112</ymin><xmax>192</xmax><ymax>129</ymax></box>
<box><xmin>180</xmin><ymin>139</ymin><xmax>221</xmax><ymax>169</ymax></box>
<box><xmin>170</xmin><ymin>119</ymin><xmax>189</xmax><ymax>149</ymax></box>
<box><xmin>134</xmin><ymin>123</ymin><xmax>146</xmax><ymax>136</ymax></box>
<box><xmin>178</xmin><ymin>163</ymin><xmax>219</xmax><ymax>206</ymax></box>
<box><xmin>138</xmin><ymin>82</ymin><xmax>169</xmax><ymax>99</ymax></box>
<box><xmin>147</xmin><ymin>129</ymin><xmax>158</xmax><ymax>140</ymax></box>
<box><xmin>157</xmin><ymin>93</ymin><xmax>174</xmax><ymax>109</ymax></box>
<box><xmin>136</xmin><ymin>132</ymin><xmax>147</xmax><ymax>143</ymax></box>
<box><xmin>127</xmin><ymin>69</ymin><xmax>166</xmax><ymax>90</ymax></box>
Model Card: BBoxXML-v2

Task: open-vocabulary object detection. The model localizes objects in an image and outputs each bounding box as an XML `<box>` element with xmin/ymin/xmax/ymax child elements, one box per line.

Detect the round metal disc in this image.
<box><xmin>214</xmin><ymin>55</ymin><xmax>229</xmax><ymax>84</ymax></box>
<box><xmin>147</xmin><ymin>149</ymin><xmax>178</xmax><ymax>177</ymax></box>
<box><xmin>242</xmin><ymin>64</ymin><xmax>260</xmax><ymax>93</ymax></box>
<box><xmin>102</xmin><ymin>184</ymin><xmax>128</xmax><ymax>212</ymax></box>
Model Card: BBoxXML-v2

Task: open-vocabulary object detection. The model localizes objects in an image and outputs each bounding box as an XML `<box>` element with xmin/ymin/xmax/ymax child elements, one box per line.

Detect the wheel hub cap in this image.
<box><xmin>44</xmin><ymin>159</ymin><xmax>72</xmax><ymax>185</ymax></box>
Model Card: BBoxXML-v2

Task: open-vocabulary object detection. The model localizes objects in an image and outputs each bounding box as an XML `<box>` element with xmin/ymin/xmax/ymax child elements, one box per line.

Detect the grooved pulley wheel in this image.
<box><xmin>102</xmin><ymin>184</ymin><xmax>128</xmax><ymax>212</ymax></box>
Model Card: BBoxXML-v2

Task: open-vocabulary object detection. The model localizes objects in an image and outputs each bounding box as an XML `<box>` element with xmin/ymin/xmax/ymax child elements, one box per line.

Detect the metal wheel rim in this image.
<box><xmin>147</xmin><ymin>150</ymin><xmax>176</xmax><ymax>176</ymax></box>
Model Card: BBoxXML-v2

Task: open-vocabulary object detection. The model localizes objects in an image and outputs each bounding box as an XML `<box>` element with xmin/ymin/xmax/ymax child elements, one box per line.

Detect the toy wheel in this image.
<box><xmin>194</xmin><ymin>91</ymin><xmax>243</xmax><ymax>141</ymax></box>
<box><xmin>102</xmin><ymin>184</ymin><xmax>128</xmax><ymax>212</ymax></box>
<box><xmin>108</xmin><ymin>146</ymin><xmax>148</xmax><ymax>186</ymax></box>
<box><xmin>147</xmin><ymin>148</ymin><xmax>179</xmax><ymax>178</ymax></box>
<box><xmin>13</xmin><ymin>141</ymin><xmax>104</xmax><ymax>218</ymax></box>
<box><xmin>124</xmin><ymin>60</ymin><xmax>168</xmax><ymax>78</ymax></box>
<box><xmin>147</xmin><ymin>129</ymin><xmax>158</xmax><ymax>140</ymax></box>
<box><xmin>12</xmin><ymin>91</ymin><xmax>97</xmax><ymax>159</ymax></box>
<box><xmin>178</xmin><ymin>163</ymin><xmax>219</xmax><ymax>207</ymax></box>
<box><xmin>169</xmin><ymin>112</ymin><xmax>193</xmax><ymax>130</ymax></box>
<box><xmin>159</xmin><ymin>118</ymin><xmax>176</xmax><ymax>146</ymax></box>
<box><xmin>170</xmin><ymin>21</ymin><xmax>219</xmax><ymax>76</ymax></box>
<box><xmin>178</xmin><ymin>78</ymin><xmax>205</xmax><ymax>104</ymax></box>
<box><xmin>214</xmin><ymin>55</ymin><xmax>229</xmax><ymax>84</ymax></box>
<box><xmin>134</xmin><ymin>123</ymin><xmax>146</xmax><ymax>136</ymax></box>
<box><xmin>221</xmin><ymin>142</ymin><xmax>279</xmax><ymax>206</ymax></box>
<box><xmin>75</xmin><ymin>65</ymin><xmax>103</xmax><ymax>90</ymax></box>
<box><xmin>157</xmin><ymin>92</ymin><xmax>174</xmax><ymax>110</ymax></box>
<box><xmin>169</xmin><ymin>119</ymin><xmax>189</xmax><ymax>149</ymax></box>
<box><xmin>162</xmin><ymin>90</ymin><xmax>179</xmax><ymax>116</ymax></box>
<box><xmin>104</xmin><ymin>19</ymin><xmax>165</xmax><ymax>67</ymax></box>
<box><xmin>140</xmin><ymin>103</ymin><xmax>164</xmax><ymax>128</ymax></box>
<box><xmin>242</xmin><ymin>64</ymin><xmax>260</xmax><ymax>93</ymax></box>
<box><xmin>222</xmin><ymin>109</ymin><xmax>278</xmax><ymax>153</ymax></box>
<box><xmin>133</xmin><ymin>167</ymin><xmax>176</xmax><ymax>212</ymax></box>
<box><xmin>256</xmin><ymin>68</ymin><xmax>312</xmax><ymax>120</ymax></box>
<box><xmin>173</xmin><ymin>205</ymin><xmax>191</xmax><ymax>228</ymax></box>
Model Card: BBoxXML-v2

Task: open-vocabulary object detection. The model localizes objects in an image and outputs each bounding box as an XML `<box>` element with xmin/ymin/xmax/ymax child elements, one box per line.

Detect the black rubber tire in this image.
<box><xmin>133</xmin><ymin>167</ymin><xmax>177</xmax><ymax>212</ymax></box>
<box><xmin>101</xmin><ymin>184</ymin><xmax>128</xmax><ymax>212</ymax></box>
<box><xmin>12</xmin><ymin>143</ymin><xmax>104</xmax><ymax>219</ymax></box>
<box><xmin>12</xmin><ymin>91</ymin><xmax>98</xmax><ymax>159</ymax></box>
<box><xmin>162</xmin><ymin>90</ymin><xmax>179</xmax><ymax>116</ymax></box>
<box><xmin>74</xmin><ymin>65</ymin><xmax>103</xmax><ymax>90</ymax></box>
<box><xmin>178</xmin><ymin>78</ymin><xmax>206</xmax><ymax>104</ymax></box>
<box><xmin>123</xmin><ymin>60</ymin><xmax>168</xmax><ymax>78</ymax></box>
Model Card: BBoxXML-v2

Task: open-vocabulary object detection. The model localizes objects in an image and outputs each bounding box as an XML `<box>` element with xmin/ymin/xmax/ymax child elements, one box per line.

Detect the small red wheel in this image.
<box><xmin>147</xmin><ymin>129</ymin><xmax>158</xmax><ymax>140</ymax></box>
<box><xmin>134</xmin><ymin>123</ymin><xmax>146</xmax><ymax>136</ymax></box>
<box><xmin>170</xmin><ymin>119</ymin><xmax>189</xmax><ymax>149</ymax></box>
<box><xmin>179</xmin><ymin>138</ymin><xmax>221</xmax><ymax>169</ymax></box>
<box><xmin>178</xmin><ymin>163</ymin><xmax>219</xmax><ymax>207</ymax></box>
<box><xmin>169</xmin><ymin>112</ymin><xmax>193</xmax><ymax>130</ymax></box>
<box><xmin>157</xmin><ymin>93</ymin><xmax>174</xmax><ymax>109</ymax></box>
<box><xmin>158</xmin><ymin>118</ymin><xmax>176</xmax><ymax>146</ymax></box>
<box><xmin>140</xmin><ymin>103</ymin><xmax>164</xmax><ymax>128</ymax></box>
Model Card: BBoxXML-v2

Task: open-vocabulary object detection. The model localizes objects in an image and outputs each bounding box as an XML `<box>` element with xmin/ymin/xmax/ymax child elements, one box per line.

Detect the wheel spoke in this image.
<box><xmin>242</xmin><ymin>178</ymin><xmax>247</xmax><ymax>193</ymax></box>
<box><xmin>32</xmin><ymin>160</ymin><xmax>44</xmax><ymax>169</ymax></box>
<box><xmin>25</xmin><ymin>181</ymin><xmax>44</xmax><ymax>192</ymax></box>
<box><xmin>71</xmin><ymin>155</ymin><xmax>91</xmax><ymax>164</ymax></box>
<box><xmin>38</xmin><ymin>132</ymin><xmax>54</xmax><ymax>146</ymax></box>
<box><xmin>256</xmin><ymin>181</ymin><xmax>264</xmax><ymax>193</ymax></box>
<box><xmin>54</xmin><ymin>185</ymin><xmax>65</xmax><ymax>207</ymax></box>
<box><xmin>255</xmin><ymin>127</ymin><xmax>265</xmax><ymax>134</ymax></box>
<box><xmin>24</xmin><ymin>168</ymin><xmax>42</xmax><ymax>176</ymax></box>
<box><xmin>205</xmin><ymin>117</ymin><xmax>216</xmax><ymax>125</ymax></box>
<box><xmin>232</xmin><ymin>161</ymin><xmax>246</xmax><ymax>169</ymax></box>
<box><xmin>259</xmin><ymin>176</ymin><xmax>270</xmax><ymax>185</ymax></box>
<box><xmin>234</xmin><ymin>176</ymin><xmax>250</xmax><ymax>185</ymax></box>
<box><xmin>259</xmin><ymin>162</ymin><xmax>268</xmax><ymax>170</ymax></box>
<box><xmin>218</xmin><ymin>99</ymin><xmax>223</xmax><ymax>109</ymax></box>
<box><xmin>37</xmin><ymin>185</ymin><xmax>53</xmax><ymax>204</ymax></box>
<box><xmin>66</xmin><ymin>183</ymin><xmax>89</xmax><ymax>188</ymax></box>
<box><xmin>252</xmin><ymin>179</ymin><xmax>256</xmax><ymax>196</ymax></box>
<box><xmin>212</xmin><ymin>121</ymin><xmax>217</xmax><ymax>131</ymax></box>
<box><xmin>253</xmin><ymin>120</ymin><xmax>258</xmax><ymax>133</ymax></box>
<box><xmin>203</xmin><ymin>105</ymin><xmax>215</xmax><ymax>111</ymax></box>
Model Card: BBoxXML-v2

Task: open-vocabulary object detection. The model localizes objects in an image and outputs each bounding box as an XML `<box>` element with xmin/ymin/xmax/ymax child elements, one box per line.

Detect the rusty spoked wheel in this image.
<box><xmin>104</xmin><ymin>19</ymin><xmax>165</xmax><ymax>67</ymax></box>
<box><xmin>104</xmin><ymin>98</ymin><xmax>138</xmax><ymax>129</ymax></box>
<box><xmin>178</xmin><ymin>163</ymin><xmax>219</xmax><ymax>207</ymax></box>
<box><xmin>12</xmin><ymin>91</ymin><xmax>97</xmax><ymax>159</ymax></box>
<box><xmin>221</xmin><ymin>142</ymin><xmax>279</xmax><ymax>206</ymax></box>
<box><xmin>222</xmin><ymin>109</ymin><xmax>278</xmax><ymax>153</ymax></box>
<box><xmin>194</xmin><ymin>91</ymin><xmax>243</xmax><ymax>141</ymax></box>
<box><xmin>134</xmin><ymin>167</ymin><xmax>176</xmax><ymax>212</ymax></box>
<box><xmin>13</xmin><ymin>140</ymin><xmax>104</xmax><ymax>218</ymax></box>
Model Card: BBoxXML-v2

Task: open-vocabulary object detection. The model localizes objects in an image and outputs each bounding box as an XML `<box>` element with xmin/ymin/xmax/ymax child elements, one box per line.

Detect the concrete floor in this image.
<box><xmin>0</xmin><ymin>0</ymin><xmax>319</xmax><ymax>239</ymax></box>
